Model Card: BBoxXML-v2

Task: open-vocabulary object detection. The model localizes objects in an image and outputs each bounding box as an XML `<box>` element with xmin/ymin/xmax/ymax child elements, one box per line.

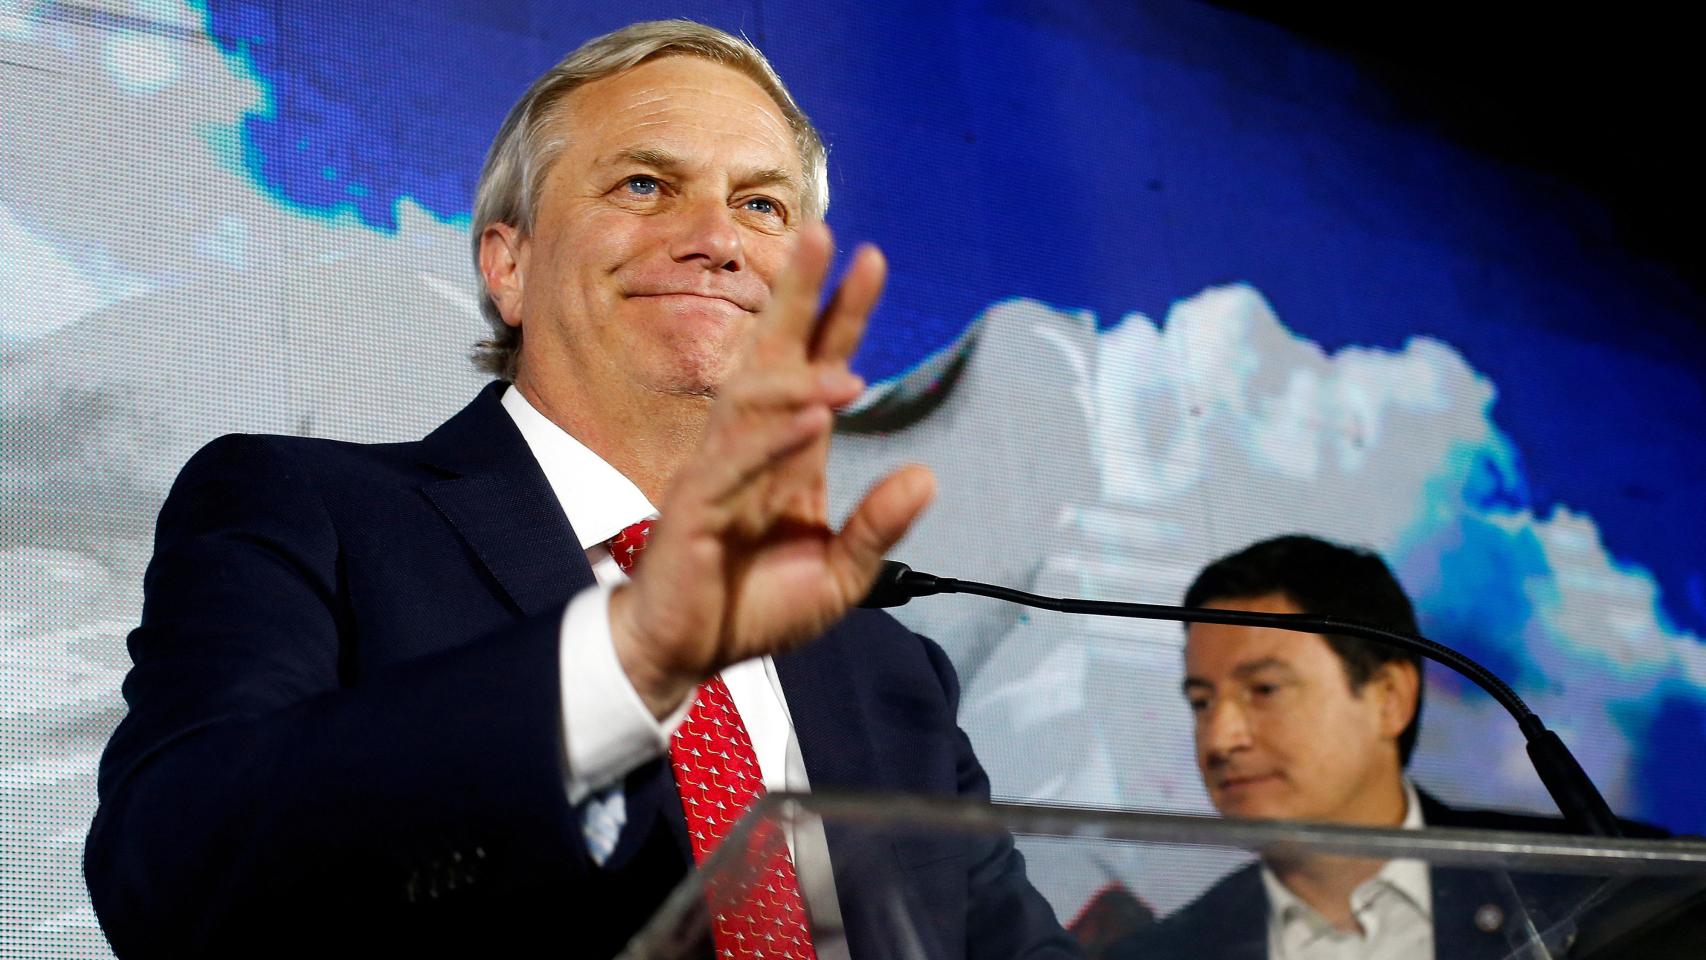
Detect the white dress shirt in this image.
<box><xmin>1261</xmin><ymin>779</ymin><xmax>1434</xmax><ymax>960</ymax></box>
<box><xmin>500</xmin><ymin>387</ymin><xmax>847</xmax><ymax>954</ymax></box>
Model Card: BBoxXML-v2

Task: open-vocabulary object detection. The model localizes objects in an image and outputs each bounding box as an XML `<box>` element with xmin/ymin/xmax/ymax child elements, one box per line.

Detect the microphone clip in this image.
<box><xmin>861</xmin><ymin>561</ymin><xmax>944</xmax><ymax>608</ymax></box>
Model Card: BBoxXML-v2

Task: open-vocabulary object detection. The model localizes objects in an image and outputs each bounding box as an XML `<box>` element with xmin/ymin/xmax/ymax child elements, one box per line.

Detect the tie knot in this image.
<box><xmin>610</xmin><ymin>519</ymin><xmax>654</xmax><ymax>576</ymax></box>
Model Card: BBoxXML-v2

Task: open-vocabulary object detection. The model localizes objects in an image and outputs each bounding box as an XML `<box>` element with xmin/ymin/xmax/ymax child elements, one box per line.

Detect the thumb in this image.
<box><xmin>829</xmin><ymin>464</ymin><xmax>936</xmax><ymax>599</ymax></box>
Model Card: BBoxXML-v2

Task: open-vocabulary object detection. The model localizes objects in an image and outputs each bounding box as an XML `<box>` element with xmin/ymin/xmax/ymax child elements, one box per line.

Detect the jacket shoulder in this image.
<box><xmin>1418</xmin><ymin>789</ymin><xmax>1670</xmax><ymax>838</ymax></box>
<box><xmin>169</xmin><ymin>430</ymin><xmax>431</xmax><ymax>506</ymax></box>
<box><xmin>182</xmin><ymin>430</ymin><xmax>421</xmax><ymax>474</ymax></box>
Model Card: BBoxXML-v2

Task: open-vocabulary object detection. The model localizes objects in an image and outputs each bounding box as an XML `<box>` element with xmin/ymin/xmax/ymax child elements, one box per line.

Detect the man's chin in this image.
<box><xmin>620</xmin><ymin>342</ymin><xmax>730</xmax><ymax>396</ymax></box>
<box><xmin>635</xmin><ymin>342</ymin><xmax>739</xmax><ymax>400</ymax></box>
<box><xmin>646</xmin><ymin>363</ymin><xmax>728</xmax><ymax>400</ymax></box>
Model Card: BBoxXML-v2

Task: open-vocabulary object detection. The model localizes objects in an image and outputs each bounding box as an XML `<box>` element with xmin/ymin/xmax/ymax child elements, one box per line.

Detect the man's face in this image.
<box><xmin>1183</xmin><ymin>592</ymin><xmax>1409</xmax><ymax>825</ymax></box>
<box><xmin>506</xmin><ymin>55</ymin><xmax>805</xmax><ymax>400</ymax></box>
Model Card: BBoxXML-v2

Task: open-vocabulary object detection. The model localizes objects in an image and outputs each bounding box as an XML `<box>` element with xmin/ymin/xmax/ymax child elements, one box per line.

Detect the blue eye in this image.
<box><xmin>625</xmin><ymin>176</ymin><xmax>659</xmax><ymax>195</ymax></box>
<box><xmin>743</xmin><ymin>196</ymin><xmax>779</xmax><ymax>216</ymax></box>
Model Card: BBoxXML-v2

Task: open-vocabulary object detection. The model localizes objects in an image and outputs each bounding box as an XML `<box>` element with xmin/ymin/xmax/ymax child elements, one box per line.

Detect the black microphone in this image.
<box><xmin>863</xmin><ymin>560</ymin><xmax>1624</xmax><ymax>838</ymax></box>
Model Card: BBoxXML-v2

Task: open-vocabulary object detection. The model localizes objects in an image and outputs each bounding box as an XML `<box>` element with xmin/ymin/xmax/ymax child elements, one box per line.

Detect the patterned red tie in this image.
<box><xmin>608</xmin><ymin>520</ymin><xmax>654</xmax><ymax>576</ymax></box>
<box><xmin>610</xmin><ymin>521</ymin><xmax>817</xmax><ymax>960</ymax></box>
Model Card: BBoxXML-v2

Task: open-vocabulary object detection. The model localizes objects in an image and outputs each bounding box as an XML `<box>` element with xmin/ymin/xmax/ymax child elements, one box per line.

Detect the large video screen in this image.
<box><xmin>3</xmin><ymin>0</ymin><xmax>1702</xmax><ymax>952</ymax></box>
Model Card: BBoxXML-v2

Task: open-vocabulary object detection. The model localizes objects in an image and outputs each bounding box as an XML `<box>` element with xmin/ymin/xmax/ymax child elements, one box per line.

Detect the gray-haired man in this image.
<box><xmin>87</xmin><ymin>20</ymin><xmax>1077</xmax><ymax>960</ymax></box>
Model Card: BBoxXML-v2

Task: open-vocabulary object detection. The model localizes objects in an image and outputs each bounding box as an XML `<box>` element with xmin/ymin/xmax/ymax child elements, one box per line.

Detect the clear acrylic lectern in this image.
<box><xmin>621</xmin><ymin>792</ymin><xmax>1706</xmax><ymax>960</ymax></box>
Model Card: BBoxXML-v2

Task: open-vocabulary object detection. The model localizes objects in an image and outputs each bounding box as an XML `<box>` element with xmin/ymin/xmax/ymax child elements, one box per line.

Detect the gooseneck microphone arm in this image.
<box><xmin>863</xmin><ymin>561</ymin><xmax>1624</xmax><ymax>838</ymax></box>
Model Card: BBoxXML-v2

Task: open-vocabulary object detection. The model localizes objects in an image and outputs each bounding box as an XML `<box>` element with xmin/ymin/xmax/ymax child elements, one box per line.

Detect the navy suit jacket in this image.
<box><xmin>1111</xmin><ymin>791</ymin><xmax>1669</xmax><ymax>960</ymax></box>
<box><xmin>85</xmin><ymin>382</ymin><xmax>1076</xmax><ymax>960</ymax></box>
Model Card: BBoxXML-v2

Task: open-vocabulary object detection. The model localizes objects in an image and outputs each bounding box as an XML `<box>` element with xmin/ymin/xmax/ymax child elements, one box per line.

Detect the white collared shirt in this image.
<box><xmin>501</xmin><ymin>386</ymin><xmax>847</xmax><ymax>954</ymax></box>
<box><xmin>1261</xmin><ymin>779</ymin><xmax>1434</xmax><ymax>960</ymax></box>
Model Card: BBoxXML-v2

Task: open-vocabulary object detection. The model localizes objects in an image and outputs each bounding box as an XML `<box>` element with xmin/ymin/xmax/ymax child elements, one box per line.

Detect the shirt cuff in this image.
<box><xmin>559</xmin><ymin>582</ymin><xmax>694</xmax><ymax>805</ymax></box>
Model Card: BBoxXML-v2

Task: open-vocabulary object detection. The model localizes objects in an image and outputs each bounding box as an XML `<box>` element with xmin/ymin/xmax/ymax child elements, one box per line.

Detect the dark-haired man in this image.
<box><xmin>1182</xmin><ymin>535</ymin><xmax>1426</xmax><ymax>836</ymax></box>
<box><xmin>1119</xmin><ymin>535</ymin><xmax>1660</xmax><ymax>960</ymax></box>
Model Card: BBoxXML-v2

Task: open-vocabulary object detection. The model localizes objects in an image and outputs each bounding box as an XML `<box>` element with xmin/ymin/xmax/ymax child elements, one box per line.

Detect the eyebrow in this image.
<box><xmin>1180</xmin><ymin>657</ymin><xmax>1296</xmax><ymax>696</ymax></box>
<box><xmin>600</xmin><ymin>147</ymin><xmax>681</xmax><ymax>172</ymax></box>
<box><xmin>599</xmin><ymin>147</ymin><xmax>802</xmax><ymax>196</ymax></box>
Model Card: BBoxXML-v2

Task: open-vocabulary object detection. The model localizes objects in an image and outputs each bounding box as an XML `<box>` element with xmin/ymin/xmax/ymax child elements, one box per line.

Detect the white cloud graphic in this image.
<box><xmin>2</xmin><ymin>7</ymin><xmax>486</xmax><ymax>950</ymax></box>
<box><xmin>0</xmin><ymin>204</ymin><xmax>104</xmax><ymax>344</ymax></box>
<box><xmin>847</xmin><ymin>284</ymin><xmax>1702</xmax><ymax>830</ymax></box>
<box><xmin>834</xmin><ymin>284</ymin><xmax>1704</xmax><ymax>917</ymax></box>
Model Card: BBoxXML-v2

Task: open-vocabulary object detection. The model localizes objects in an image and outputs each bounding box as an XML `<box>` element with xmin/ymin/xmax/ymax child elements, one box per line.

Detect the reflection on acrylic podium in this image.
<box><xmin>622</xmin><ymin>792</ymin><xmax>1706</xmax><ymax>960</ymax></box>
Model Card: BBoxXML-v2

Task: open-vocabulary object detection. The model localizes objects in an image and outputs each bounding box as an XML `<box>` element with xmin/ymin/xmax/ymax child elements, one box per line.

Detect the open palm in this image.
<box><xmin>610</xmin><ymin>224</ymin><xmax>936</xmax><ymax>716</ymax></box>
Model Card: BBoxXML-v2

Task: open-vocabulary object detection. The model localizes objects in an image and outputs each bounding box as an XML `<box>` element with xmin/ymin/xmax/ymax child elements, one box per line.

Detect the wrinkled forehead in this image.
<box><xmin>556</xmin><ymin>56</ymin><xmax>802</xmax><ymax>177</ymax></box>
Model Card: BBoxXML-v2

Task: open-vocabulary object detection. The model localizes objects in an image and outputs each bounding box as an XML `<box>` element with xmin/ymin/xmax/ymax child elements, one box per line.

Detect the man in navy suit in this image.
<box><xmin>85</xmin><ymin>21</ymin><xmax>1074</xmax><ymax>960</ymax></box>
<box><xmin>1113</xmin><ymin>535</ymin><xmax>1663</xmax><ymax>960</ymax></box>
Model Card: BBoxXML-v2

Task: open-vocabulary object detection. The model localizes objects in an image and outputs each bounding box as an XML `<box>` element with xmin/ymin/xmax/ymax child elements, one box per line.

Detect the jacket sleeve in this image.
<box><xmin>921</xmin><ymin>636</ymin><xmax>1086</xmax><ymax>960</ymax></box>
<box><xmin>83</xmin><ymin>434</ymin><xmax>606</xmax><ymax>957</ymax></box>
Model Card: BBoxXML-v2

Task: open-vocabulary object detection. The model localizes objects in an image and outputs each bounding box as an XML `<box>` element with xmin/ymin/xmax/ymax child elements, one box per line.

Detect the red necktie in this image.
<box><xmin>610</xmin><ymin>521</ymin><xmax>817</xmax><ymax>960</ymax></box>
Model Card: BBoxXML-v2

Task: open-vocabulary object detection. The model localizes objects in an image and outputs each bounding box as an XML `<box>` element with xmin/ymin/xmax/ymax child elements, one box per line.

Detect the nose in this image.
<box><xmin>669</xmin><ymin>196</ymin><xmax>743</xmax><ymax>271</ymax></box>
<box><xmin>1199</xmin><ymin>698</ymin><xmax>1253</xmax><ymax>763</ymax></box>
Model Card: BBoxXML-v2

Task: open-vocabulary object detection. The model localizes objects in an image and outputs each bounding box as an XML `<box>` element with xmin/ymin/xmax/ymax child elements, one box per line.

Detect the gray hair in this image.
<box><xmin>469</xmin><ymin>20</ymin><xmax>830</xmax><ymax>379</ymax></box>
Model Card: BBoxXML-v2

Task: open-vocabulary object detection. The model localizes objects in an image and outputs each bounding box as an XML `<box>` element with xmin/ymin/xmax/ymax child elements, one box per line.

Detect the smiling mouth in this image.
<box><xmin>630</xmin><ymin>292</ymin><xmax>754</xmax><ymax>313</ymax></box>
<box><xmin>1217</xmin><ymin>773</ymin><xmax>1283</xmax><ymax>791</ymax></box>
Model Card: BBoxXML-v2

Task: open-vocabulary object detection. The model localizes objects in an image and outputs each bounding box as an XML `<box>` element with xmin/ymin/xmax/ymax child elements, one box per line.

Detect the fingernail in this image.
<box><xmin>822</xmin><ymin>369</ymin><xmax>864</xmax><ymax>394</ymax></box>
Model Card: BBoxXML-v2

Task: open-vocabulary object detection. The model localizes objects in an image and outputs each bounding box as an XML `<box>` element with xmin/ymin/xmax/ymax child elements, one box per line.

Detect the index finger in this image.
<box><xmin>811</xmin><ymin>243</ymin><xmax>886</xmax><ymax>364</ymax></box>
<box><xmin>762</xmin><ymin>222</ymin><xmax>835</xmax><ymax>348</ymax></box>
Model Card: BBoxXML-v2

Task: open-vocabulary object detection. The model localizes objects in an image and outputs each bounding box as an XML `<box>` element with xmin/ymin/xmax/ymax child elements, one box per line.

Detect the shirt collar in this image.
<box><xmin>1383</xmin><ymin>777</ymin><xmax>1432</xmax><ymax>916</ymax></box>
<box><xmin>1399</xmin><ymin>776</ymin><xmax>1425</xmax><ymax>830</ymax></box>
<box><xmin>500</xmin><ymin>384</ymin><xmax>657</xmax><ymax>550</ymax></box>
<box><xmin>1259</xmin><ymin>778</ymin><xmax>1434</xmax><ymax>933</ymax></box>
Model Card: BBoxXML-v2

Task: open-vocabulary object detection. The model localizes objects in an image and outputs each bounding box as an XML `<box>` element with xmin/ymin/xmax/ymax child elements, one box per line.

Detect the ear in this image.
<box><xmin>1372</xmin><ymin>660</ymin><xmax>1421</xmax><ymax>742</ymax></box>
<box><xmin>479</xmin><ymin>221</ymin><xmax>527</xmax><ymax>329</ymax></box>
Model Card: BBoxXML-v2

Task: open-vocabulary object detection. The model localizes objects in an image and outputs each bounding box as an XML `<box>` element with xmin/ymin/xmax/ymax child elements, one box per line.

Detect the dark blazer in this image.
<box><xmin>85</xmin><ymin>382</ymin><xmax>1076</xmax><ymax>960</ymax></box>
<box><xmin>1111</xmin><ymin>791</ymin><xmax>1668</xmax><ymax>960</ymax></box>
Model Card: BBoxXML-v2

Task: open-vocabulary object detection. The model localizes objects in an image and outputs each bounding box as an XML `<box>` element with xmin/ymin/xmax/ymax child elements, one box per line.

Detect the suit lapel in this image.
<box><xmin>775</xmin><ymin>625</ymin><xmax>917</xmax><ymax>960</ymax></box>
<box><xmin>774</xmin><ymin>624</ymin><xmax>877</xmax><ymax>791</ymax></box>
<box><xmin>1157</xmin><ymin>863</ymin><xmax>1266</xmax><ymax>959</ymax></box>
<box><xmin>419</xmin><ymin>383</ymin><xmax>596</xmax><ymax>619</ymax></box>
<box><xmin>1431</xmin><ymin>866</ymin><xmax>1528</xmax><ymax>959</ymax></box>
<box><xmin>1221</xmin><ymin>866</ymin><xmax>1271</xmax><ymax>960</ymax></box>
<box><xmin>1418</xmin><ymin>790</ymin><xmax>1579</xmax><ymax>958</ymax></box>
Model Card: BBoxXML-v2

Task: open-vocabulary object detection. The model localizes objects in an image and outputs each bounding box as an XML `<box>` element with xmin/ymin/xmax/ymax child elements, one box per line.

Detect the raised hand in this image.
<box><xmin>609</xmin><ymin>224</ymin><xmax>936</xmax><ymax>717</ymax></box>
